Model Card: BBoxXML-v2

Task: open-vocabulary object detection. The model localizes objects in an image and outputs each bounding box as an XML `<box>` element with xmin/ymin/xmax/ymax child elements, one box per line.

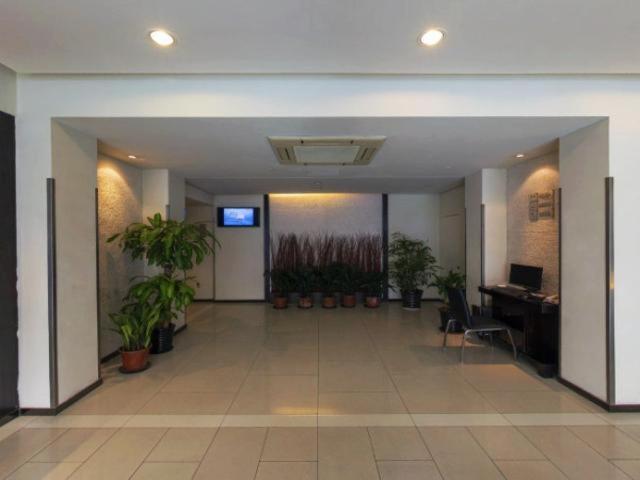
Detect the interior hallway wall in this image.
<box><xmin>439</xmin><ymin>186</ymin><xmax>466</xmax><ymax>275</ymax></box>
<box><xmin>388</xmin><ymin>194</ymin><xmax>440</xmax><ymax>299</ymax></box>
<box><xmin>214</xmin><ymin>195</ymin><xmax>264</xmax><ymax>300</ymax></box>
<box><xmin>97</xmin><ymin>154</ymin><xmax>144</xmax><ymax>358</ymax></box>
<box><xmin>507</xmin><ymin>152</ymin><xmax>559</xmax><ymax>294</ymax></box>
<box><xmin>51</xmin><ymin>122</ymin><xmax>99</xmax><ymax>404</ymax></box>
<box><xmin>0</xmin><ymin>63</ymin><xmax>16</xmax><ymax>116</ymax></box>
<box><xmin>186</xmin><ymin>205</ymin><xmax>215</xmax><ymax>300</ymax></box>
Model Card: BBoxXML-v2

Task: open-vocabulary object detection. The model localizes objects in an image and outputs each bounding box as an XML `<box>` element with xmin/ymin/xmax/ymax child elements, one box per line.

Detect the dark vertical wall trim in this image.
<box><xmin>558</xmin><ymin>188</ymin><xmax>563</xmax><ymax>377</ymax></box>
<box><xmin>382</xmin><ymin>194</ymin><xmax>389</xmax><ymax>301</ymax></box>
<box><xmin>95</xmin><ymin>188</ymin><xmax>102</xmax><ymax>376</ymax></box>
<box><xmin>480</xmin><ymin>203</ymin><xmax>486</xmax><ymax>306</ymax></box>
<box><xmin>46</xmin><ymin>178</ymin><xmax>59</xmax><ymax>408</ymax></box>
<box><xmin>605</xmin><ymin>177</ymin><xmax>615</xmax><ymax>405</ymax></box>
<box><xmin>0</xmin><ymin>111</ymin><xmax>18</xmax><ymax>422</ymax></box>
<box><xmin>263</xmin><ymin>194</ymin><xmax>270</xmax><ymax>301</ymax></box>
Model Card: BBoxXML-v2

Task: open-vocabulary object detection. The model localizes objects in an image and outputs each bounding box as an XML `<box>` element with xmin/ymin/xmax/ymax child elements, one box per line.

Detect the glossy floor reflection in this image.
<box><xmin>1</xmin><ymin>302</ymin><xmax>638</xmax><ymax>479</ymax></box>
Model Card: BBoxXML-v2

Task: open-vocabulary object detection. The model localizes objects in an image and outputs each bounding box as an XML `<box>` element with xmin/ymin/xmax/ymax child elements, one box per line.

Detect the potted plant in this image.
<box><xmin>432</xmin><ymin>268</ymin><xmax>466</xmax><ymax>331</ymax></box>
<box><xmin>388</xmin><ymin>232</ymin><xmax>438</xmax><ymax>310</ymax></box>
<box><xmin>338</xmin><ymin>265</ymin><xmax>361</xmax><ymax>308</ymax></box>
<box><xmin>125</xmin><ymin>275</ymin><xmax>195</xmax><ymax>353</ymax></box>
<box><xmin>362</xmin><ymin>270</ymin><xmax>385</xmax><ymax>308</ymax></box>
<box><xmin>296</xmin><ymin>267</ymin><xmax>315</xmax><ymax>309</ymax></box>
<box><xmin>268</xmin><ymin>268</ymin><xmax>295</xmax><ymax>309</ymax></box>
<box><xmin>318</xmin><ymin>264</ymin><xmax>340</xmax><ymax>308</ymax></box>
<box><xmin>110</xmin><ymin>300</ymin><xmax>160</xmax><ymax>373</ymax></box>
<box><xmin>108</xmin><ymin>213</ymin><xmax>219</xmax><ymax>353</ymax></box>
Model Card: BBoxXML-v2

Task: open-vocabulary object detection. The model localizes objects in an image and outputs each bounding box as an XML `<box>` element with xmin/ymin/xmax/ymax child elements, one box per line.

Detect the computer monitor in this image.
<box><xmin>509</xmin><ymin>263</ymin><xmax>543</xmax><ymax>291</ymax></box>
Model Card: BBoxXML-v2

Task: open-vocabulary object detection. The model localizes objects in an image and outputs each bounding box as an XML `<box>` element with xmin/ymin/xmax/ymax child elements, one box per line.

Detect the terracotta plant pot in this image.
<box><xmin>120</xmin><ymin>348</ymin><xmax>149</xmax><ymax>373</ymax></box>
<box><xmin>298</xmin><ymin>296</ymin><xmax>313</xmax><ymax>309</ymax></box>
<box><xmin>342</xmin><ymin>294</ymin><xmax>357</xmax><ymax>308</ymax></box>
<box><xmin>322</xmin><ymin>296</ymin><xmax>337</xmax><ymax>309</ymax></box>
<box><xmin>273</xmin><ymin>296</ymin><xmax>289</xmax><ymax>309</ymax></box>
<box><xmin>365</xmin><ymin>296</ymin><xmax>381</xmax><ymax>308</ymax></box>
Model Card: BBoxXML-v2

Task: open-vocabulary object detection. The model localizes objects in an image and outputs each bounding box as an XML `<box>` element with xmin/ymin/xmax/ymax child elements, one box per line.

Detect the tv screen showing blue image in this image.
<box><xmin>217</xmin><ymin>207</ymin><xmax>260</xmax><ymax>227</ymax></box>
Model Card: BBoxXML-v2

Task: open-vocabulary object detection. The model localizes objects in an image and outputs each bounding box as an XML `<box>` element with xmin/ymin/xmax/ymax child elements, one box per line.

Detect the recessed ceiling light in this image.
<box><xmin>419</xmin><ymin>29</ymin><xmax>445</xmax><ymax>47</ymax></box>
<box><xmin>127</xmin><ymin>155</ymin><xmax>137</xmax><ymax>159</ymax></box>
<box><xmin>149</xmin><ymin>29</ymin><xmax>175</xmax><ymax>47</ymax></box>
<box><xmin>516</xmin><ymin>153</ymin><xmax>525</xmax><ymax>158</ymax></box>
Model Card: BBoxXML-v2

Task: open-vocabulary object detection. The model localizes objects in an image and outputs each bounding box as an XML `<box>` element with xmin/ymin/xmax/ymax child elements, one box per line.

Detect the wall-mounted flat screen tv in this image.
<box><xmin>217</xmin><ymin>207</ymin><xmax>260</xmax><ymax>227</ymax></box>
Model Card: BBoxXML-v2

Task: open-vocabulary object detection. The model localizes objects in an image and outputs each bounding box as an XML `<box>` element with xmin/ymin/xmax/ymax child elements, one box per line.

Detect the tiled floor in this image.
<box><xmin>1</xmin><ymin>302</ymin><xmax>639</xmax><ymax>479</ymax></box>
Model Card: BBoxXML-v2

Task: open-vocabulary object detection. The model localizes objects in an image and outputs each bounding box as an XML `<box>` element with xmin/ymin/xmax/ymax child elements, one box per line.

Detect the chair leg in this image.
<box><xmin>460</xmin><ymin>330</ymin><xmax>468</xmax><ymax>363</ymax></box>
<box><xmin>442</xmin><ymin>319</ymin><xmax>454</xmax><ymax>349</ymax></box>
<box><xmin>506</xmin><ymin>329</ymin><xmax>518</xmax><ymax>360</ymax></box>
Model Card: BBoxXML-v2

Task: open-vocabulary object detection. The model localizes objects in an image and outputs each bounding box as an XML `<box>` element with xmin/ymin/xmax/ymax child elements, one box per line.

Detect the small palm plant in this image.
<box><xmin>109</xmin><ymin>301</ymin><xmax>161</xmax><ymax>372</ymax></box>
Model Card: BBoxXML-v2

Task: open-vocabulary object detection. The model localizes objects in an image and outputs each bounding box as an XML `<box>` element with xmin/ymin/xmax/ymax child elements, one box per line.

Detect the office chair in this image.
<box><xmin>443</xmin><ymin>287</ymin><xmax>518</xmax><ymax>363</ymax></box>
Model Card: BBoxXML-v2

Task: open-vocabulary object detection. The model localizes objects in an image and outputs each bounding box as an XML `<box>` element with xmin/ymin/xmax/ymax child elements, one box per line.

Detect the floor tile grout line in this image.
<box><xmin>0</xmin><ymin>427</ymin><xmax>70</xmax><ymax>479</ymax></box>
<box><xmin>126</xmin><ymin>427</ymin><xmax>170</xmax><ymax>480</ymax></box>
<box><xmin>251</xmin><ymin>427</ymin><xmax>270</xmax><ymax>480</ymax></box>
<box><xmin>190</xmin><ymin>422</ymin><xmax>223</xmax><ymax>479</ymax></box>
<box><xmin>365</xmin><ymin>426</ymin><xmax>383</xmax><ymax>480</ymax></box>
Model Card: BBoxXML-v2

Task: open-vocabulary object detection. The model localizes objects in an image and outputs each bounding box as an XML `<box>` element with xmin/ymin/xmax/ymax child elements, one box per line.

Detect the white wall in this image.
<box><xmin>97</xmin><ymin>154</ymin><xmax>144</xmax><ymax>357</ymax></box>
<box><xmin>186</xmin><ymin>184</ymin><xmax>214</xmax><ymax>205</ymax></box>
<box><xmin>0</xmin><ymin>63</ymin><xmax>16</xmax><ymax>115</ymax></box>
<box><xmin>270</xmin><ymin>193</ymin><xmax>382</xmax><ymax>237</ymax></box>
<box><xmin>185</xmin><ymin>205</ymin><xmax>215</xmax><ymax>300</ymax></box>
<box><xmin>559</xmin><ymin>120</ymin><xmax>609</xmax><ymax>401</ymax></box>
<box><xmin>51</xmin><ymin>123</ymin><xmax>99</xmax><ymax>404</ymax></box>
<box><xmin>388</xmin><ymin>194</ymin><xmax>440</xmax><ymax>299</ymax></box>
<box><xmin>142</xmin><ymin>169</ymin><xmax>169</xmax><ymax>220</ymax></box>
<box><xmin>214</xmin><ymin>195</ymin><xmax>264</xmax><ymax>300</ymax></box>
<box><xmin>439</xmin><ymin>186</ymin><xmax>466</xmax><ymax>276</ymax></box>
<box><xmin>13</xmin><ymin>74</ymin><xmax>638</xmax><ymax>407</ymax></box>
<box><xmin>169</xmin><ymin>172</ymin><xmax>185</xmax><ymax>221</ymax></box>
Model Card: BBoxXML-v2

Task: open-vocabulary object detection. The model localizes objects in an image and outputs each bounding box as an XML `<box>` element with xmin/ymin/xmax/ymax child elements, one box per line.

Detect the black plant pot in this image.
<box><xmin>401</xmin><ymin>289</ymin><xmax>423</xmax><ymax>310</ymax></box>
<box><xmin>151</xmin><ymin>323</ymin><xmax>175</xmax><ymax>354</ymax></box>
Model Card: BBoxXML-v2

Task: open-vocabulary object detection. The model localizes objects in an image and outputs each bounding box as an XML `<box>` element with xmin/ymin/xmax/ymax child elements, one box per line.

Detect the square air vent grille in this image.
<box><xmin>268</xmin><ymin>136</ymin><xmax>386</xmax><ymax>166</ymax></box>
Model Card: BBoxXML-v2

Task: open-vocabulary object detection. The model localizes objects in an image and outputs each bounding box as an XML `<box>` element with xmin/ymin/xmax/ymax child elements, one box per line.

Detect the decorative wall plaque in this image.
<box><xmin>529</xmin><ymin>190</ymin><xmax>555</xmax><ymax>222</ymax></box>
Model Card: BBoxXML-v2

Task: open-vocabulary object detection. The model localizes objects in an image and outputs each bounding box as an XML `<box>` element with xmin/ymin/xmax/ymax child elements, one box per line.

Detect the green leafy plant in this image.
<box><xmin>361</xmin><ymin>270</ymin><xmax>385</xmax><ymax>297</ymax></box>
<box><xmin>109</xmin><ymin>301</ymin><xmax>161</xmax><ymax>352</ymax></box>
<box><xmin>125</xmin><ymin>275</ymin><xmax>196</xmax><ymax>327</ymax></box>
<box><xmin>336</xmin><ymin>264</ymin><xmax>362</xmax><ymax>295</ymax></box>
<box><xmin>388</xmin><ymin>232</ymin><xmax>438</xmax><ymax>294</ymax></box>
<box><xmin>268</xmin><ymin>268</ymin><xmax>297</xmax><ymax>298</ymax></box>
<box><xmin>108</xmin><ymin>213</ymin><xmax>219</xmax><ymax>275</ymax></box>
<box><xmin>295</xmin><ymin>267</ymin><xmax>316</xmax><ymax>298</ymax></box>
<box><xmin>431</xmin><ymin>268</ymin><xmax>466</xmax><ymax>304</ymax></box>
<box><xmin>318</xmin><ymin>264</ymin><xmax>341</xmax><ymax>297</ymax></box>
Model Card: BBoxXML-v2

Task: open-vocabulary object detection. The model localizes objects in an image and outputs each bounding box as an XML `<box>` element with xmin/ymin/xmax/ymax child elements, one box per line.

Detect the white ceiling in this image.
<box><xmin>61</xmin><ymin>116</ymin><xmax>601</xmax><ymax>193</ymax></box>
<box><xmin>1</xmin><ymin>0</ymin><xmax>639</xmax><ymax>74</ymax></box>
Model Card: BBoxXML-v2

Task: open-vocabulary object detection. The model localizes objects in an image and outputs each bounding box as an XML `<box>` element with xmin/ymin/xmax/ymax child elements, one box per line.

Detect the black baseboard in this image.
<box><xmin>100</xmin><ymin>324</ymin><xmax>188</xmax><ymax>363</ymax></box>
<box><xmin>213</xmin><ymin>299</ymin><xmax>266</xmax><ymax>303</ymax></box>
<box><xmin>193</xmin><ymin>298</ymin><xmax>215</xmax><ymax>302</ymax></box>
<box><xmin>21</xmin><ymin>378</ymin><xmax>103</xmax><ymax>416</ymax></box>
<box><xmin>0</xmin><ymin>409</ymin><xmax>19</xmax><ymax>427</ymax></box>
<box><xmin>557</xmin><ymin>375</ymin><xmax>640</xmax><ymax>412</ymax></box>
<box><xmin>388</xmin><ymin>298</ymin><xmax>441</xmax><ymax>303</ymax></box>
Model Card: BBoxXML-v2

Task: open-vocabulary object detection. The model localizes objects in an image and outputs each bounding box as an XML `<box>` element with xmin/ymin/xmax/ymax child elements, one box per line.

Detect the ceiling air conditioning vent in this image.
<box><xmin>268</xmin><ymin>136</ymin><xmax>386</xmax><ymax>165</ymax></box>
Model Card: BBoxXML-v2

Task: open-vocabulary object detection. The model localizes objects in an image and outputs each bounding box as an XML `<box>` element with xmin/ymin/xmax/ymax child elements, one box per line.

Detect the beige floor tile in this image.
<box><xmin>6</xmin><ymin>462</ymin><xmax>81</xmax><ymax>480</ymax></box>
<box><xmin>412</xmin><ymin>413</ymin><xmax>509</xmax><ymax>427</ymax></box>
<box><xmin>0</xmin><ymin>417</ymin><xmax>36</xmax><ymax>443</ymax></box>
<box><xmin>194</xmin><ymin>427</ymin><xmax>267</xmax><ymax>480</ymax></box>
<box><xmin>31</xmin><ymin>428</ymin><xmax>116</xmax><ymax>463</ymax></box>
<box><xmin>519</xmin><ymin>426</ymin><xmax>630</xmax><ymax>479</ymax></box>
<box><xmin>261</xmin><ymin>427</ymin><xmax>317</xmax><ymax>461</ymax></box>
<box><xmin>319</xmin><ymin>336</ymin><xmax>379</xmax><ymax>362</ymax></box>
<box><xmin>419</xmin><ymin>427</ymin><xmax>505</xmax><ymax>480</ymax></box>
<box><xmin>319</xmin><ymin>392</ymin><xmax>407</xmax><ymax>414</ymax></box>
<box><xmin>125</xmin><ymin>414</ymin><xmax>223</xmax><ymax>428</ymax></box>
<box><xmin>251</xmin><ymin>348</ymin><xmax>318</xmax><ymax>375</ymax></box>
<box><xmin>229</xmin><ymin>375</ymin><xmax>318</xmax><ymax>415</ymax></box>
<box><xmin>131</xmin><ymin>462</ymin><xmax>199</xmax><ymax>480</ymax></box>
<box><xmin>377</xmin><ymin>460</ymin><xmax>443</xmax><ymax>480</ymax></box>
<box><xmin>318</xmin><ymin>427</ymin><xmax>379</xmax><ymax>480</ymax></box>
<box><xmin>505</xmin><ymin>413</ymin><xmax>607</xmax><ymax>426</ymax></box>
<box><xmin>31</xmin><ymin>415</ymin><xmax>131</xmax><ymax>429</ymax></box>
<box><xmin>392</xmin><ymin>371</ymin><xmax>472</xmax><ymax>392</ymax></box>
<box><xmin>139</xmin><ymin>392</ymin><xmax>235</xmax><ymax>414</ymax></box>
<box><xmin>569</xmin><ymin>426</ymin><xmax>640</xmax><ymax>459</ymax></box>
<box><xmin>460</xmin><ymin>364</ymin><xmax>550</xmax><ymax>392</ymax></box>
<box><xmin>368</xmin><ymin>427</ymin><xmax>431</xmax><ymax>460</ymax></box>
<box><xmin>620</xmin><ymin>426</ymin><xmax>640</xmax><ymax>442</ymax></box>
<box><xmin>147</xmin><ymin>428</ymin><xmax>216</xmax><ymax>462</ymax></box>
<box><xmin>319</xmin><ymin>361</ymin><xmax>394</xmax><ymax>392</ymax></box>
<box><xmin>495</xmin><ymin>460</ymin><xmax>568</xmax><ymax>480</ymax></box>
<box><xmin>63</xmin><ymin>391</ymin><xmax>154</xmax><ymax>415</ymax></box>
<box><xmin>69</xmin><ymin>428</ymin><xmax>165</xmax><ymax>480</ymax></box>
<box><xmin>482</xmin><ymin>391</ymin><xmax>589</xmax><ymax>414</ymax></box>
<box><xmin>0</xmin><ymin>428</ymin><xmax>67</xmax><ymax>479</ymax></box>
<box><xmin>400</xmin><ymin>387</ymin><xmax>498</xmax><ymax>414</ymax></box>
<box><xmin>613</xmin><ymin>460</ymin><xmax>640</xmax><ymax>480</ymax></box>
<box><xmin>255</xmin><ymin>461</ymin><xmax>317</xmax><ymax>480</ymax></box>
<box><xmin>469</xmin><ymin>426</ymin><xmax>545</xmax><ymax>460</ymax></box>
<box><xmin>161</xmin><ymin>365</ymin><xmax>249</xmax><ymax>393</ymax></box>
<box><xmin>222</xmin><ymin>414</ymin><xmax>317</xmax><ymax>427</ymax></box>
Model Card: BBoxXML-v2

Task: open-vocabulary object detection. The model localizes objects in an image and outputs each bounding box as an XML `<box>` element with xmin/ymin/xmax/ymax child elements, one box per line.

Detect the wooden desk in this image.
<box><xmin>479</xmin><ymin>285</ymin><xmax>559</xmax><ymax>377</ymax></box>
